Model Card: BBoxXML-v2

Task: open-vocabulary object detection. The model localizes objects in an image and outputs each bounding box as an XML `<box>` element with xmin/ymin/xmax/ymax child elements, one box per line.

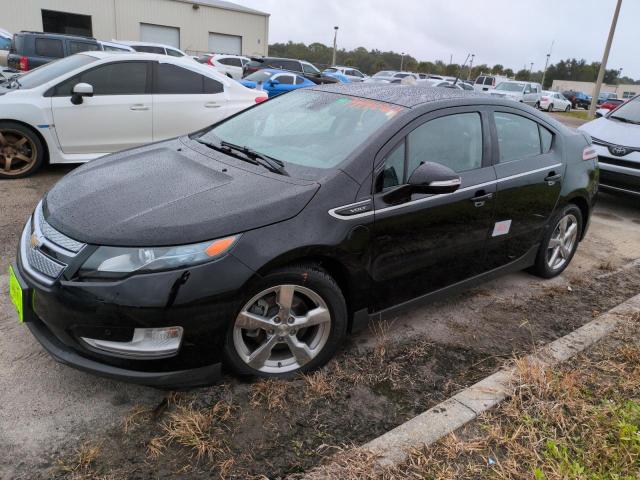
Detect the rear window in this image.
<box><xmin>133</xmin><ymin>45</ymin><xmax>164</xmax><ymax>54</ymax></box>
<box><xmin>69</xmin><ymin>41</ymin><xmax>98</xmax><ymax>54</ymax></box>
<box><xmin>0</xmin><ymin>36</ymin><xmax>10</xmax><ymax>50</ymax></box>
<box><xmin>484</xmin><ymin>77</ymin><xmax>494</xmax><ymax>86</ymax></box>
<box><xmin>35</xmin><ymin>38</ymin><xmax>64</xmax><ymax>58</ymax></box>
<box><xmin>155</xmin><ymin>63</ymin><xmax>223</xmax><ymax>94</ymax></box>
<box><xmin>475</xmin><ymin>76</ymin><xmax>485</xmax><ymax>85</ymax></box>
<box><xmin>218</xmin><ymin>57</ymin><xmax>243</xmax><ymax>67</ymax></box>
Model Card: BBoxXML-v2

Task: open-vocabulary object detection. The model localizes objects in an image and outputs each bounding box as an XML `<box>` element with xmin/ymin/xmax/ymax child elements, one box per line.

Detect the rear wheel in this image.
<box><xmin>565</xmin><ymin>105</ymin><xmax>571</xmax><ymax>112</ymax></box>
<box><xmin>531</xmin><ymin>205</ymin><xmax>582</xmax><ymax>278</ymax></box>
<box><xmin>223</xmin><ymin>265</ymin><xmax>348</xmax><ymax>378</ymax></box>
<box><xmin>547</xmin><ymin>103</ymin><xmax>554</xmax><ymax>112</ymax></box>
<box><xmin>535</xmin><ymin>102</ymin><xmax>540</xmax><ymax>109</ymax></box>
<box><xmin>0</xmin><ymin>122</ymin><xmax>44</xmax><ymax>179</ymax></box>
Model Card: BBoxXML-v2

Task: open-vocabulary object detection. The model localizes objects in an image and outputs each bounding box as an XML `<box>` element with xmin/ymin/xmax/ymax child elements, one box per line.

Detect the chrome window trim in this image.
<box><xmin>328</xmin><ymin>163</ymin><xmax>563</xmax><ymax>220</ymax></box>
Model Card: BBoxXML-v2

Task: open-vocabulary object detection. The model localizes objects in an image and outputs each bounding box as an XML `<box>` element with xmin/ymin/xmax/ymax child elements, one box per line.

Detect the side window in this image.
<box><xmin>381</xmin><ymin>141</ymin><xmax>406</xmax><ymax>190</ymax></box>
<box><xmin>275</xmin><ymin>74</ymin><xmax>294</xmax><ymax>85</ymax></box>
<box><xmin>35</xmin><ymin>38</ymin><xmax>64</xmax><ymax>58</ymax></box>
<box><xmin>166</xmin><ymin>48</ymin><xmax>184</xmax><ymax>57</ymax></box>
<box><xmin>302</xmin><ymin>63</ymin><xmax>318</xmax><ymax>74</ymax></box>
<box><xmin>524</xmin><ymin>84</ymin><xmax>532</xmax><ymax>94</ymax></box>
<box><xmin>540</xmin><ymin>126</ymin><xmax>553</xmax><ymax>153</ymax></box>
<box><xmin>219</xmin><ymin>57</ymin><xmax>242</xmax><ymax>67</ymax></box>
<box><xmin>476</xmin><ymin>76</ymin><xmax>485</xmax><ymax>85</ymax></box>
<box><xmin>407</xmin><ymin>113</ymin><xmax>483</xmax><ymax>175</ymax></box>
<box><xmin>494</xmin><ymin>112</ymin><xmax>542</xmax><ymax>162</ymax></box>
<box><xmin>484</xmin><ymin>77</ymin><xmax>494</xmax><ymax>86</ymax></box>
<box><xmin>53</xmin><ymin>62</ymin><xmax>148</xmax><ymax>96</ymax></box>
<box><xmin>204</xmin><ymin>76</ymin><xmax>224</xmax><ymax>94</ymax></box>
<box><xmin>133</xmin><ymin>45</ymin><xmax>164</xmax><ymax>54</ymax></box>
<box><xmin>295</xmin><ymin>76</ymin><xmax>305</xmax><ymax>85</ymax></box>
<box><xmin>69</xmin><ymin>42</ymin><xmax>98</xmax><ymax>54</ymax></box>
<box><xmin>155</xmin><ymin>63</ymin><xmax>212</xmax><ymax>94</ymax></box>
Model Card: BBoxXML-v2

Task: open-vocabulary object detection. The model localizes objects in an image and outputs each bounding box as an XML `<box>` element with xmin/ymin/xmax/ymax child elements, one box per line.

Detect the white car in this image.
<box><xmin>539</xmin><ymin>91</ymin><xmax>571</xmax><ymax>112</ymax></box>
<box><xmin>579</xmin><ymin>95</ymin><xmax>640</xmax><ymax>197</ymax></box>
<box><xmin>196</xmin><ymin>54</ymin><xmax>250</xmax><ymax>80</ymax></box>
<box><xmin>489</xmin><ymin>80</ymin><xmax>543</xmax><ymax>107</ymax></box>
<box><xmin>324</xmin><ymin>66</ymin><xmax>367</xmax><ymax>82</ymax></box>
<box><xmin>98</xmin><ymin>40</ymin><xmax>135</xmax><ymax>53</ymax></box>
<box><xmin>0</xmin><ymin>51</ymin><xmax>267</xmax><ymax>178</ymax></box>
<box><xmin>473</xmin><ymin>74</ymin><xmax>509</xmax><ymax>92</ymax></box>
<box><xmin>0</xmin><ymin>28</ymin><xmax>11</xmax><ymax>67</ymax></box>
<box><xmin>113</xmin><ymin>40</ymin><xmax>187</xmax><ymax>57</ymax></box>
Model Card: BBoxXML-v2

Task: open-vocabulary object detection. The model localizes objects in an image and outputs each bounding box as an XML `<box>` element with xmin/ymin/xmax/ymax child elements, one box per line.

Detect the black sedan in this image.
<box><xmin>10</xmin><ymin>84</ymin><xmax>599</xmax><ymax>387</ymax></box>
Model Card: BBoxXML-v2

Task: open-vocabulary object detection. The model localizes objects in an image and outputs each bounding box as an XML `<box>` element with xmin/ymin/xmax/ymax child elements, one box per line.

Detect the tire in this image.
<box><xmin>547</xmin><ymin>103</ymin><xmax>554</xmax><ymax>112</ymax></box>
<box><xmin>223</xmin><ymin>264</ymin><xmax>348</xmax><ymax>378</ymax></box>
<box><xmin>0</xmin><ymin>121</ymin><xmax>44</xmax><ymax>179</ymax></box>
<box><xmin>530</xmin><ymin>204</ymin><xmax>583</xmax><ymax>279</ymax></box>
<box><xmin>565</xmin><ymin>105</ymin><xmax>571</xmax><ymax>112</ymax></box>
<box><xmin>535</xmin><ymin>102</ymin><xmax>540</xmax><ymax>109</ymax></box>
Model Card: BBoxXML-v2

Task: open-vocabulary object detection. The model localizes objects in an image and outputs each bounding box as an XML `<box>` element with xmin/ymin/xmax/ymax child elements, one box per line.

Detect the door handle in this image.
<box><xmin>545</xmin><ymin>172</ymin><xmax>562</xmax><ymax>184</ymax></box>
<box><xmin>129</xmin><ymin>105</ymin><xmax>149</xmax><ymax>111</ymax></box>
<box><xmin>470</xmin><ymin>191</ymin><xmax>493</xmax><ymax>207</ymax></box>
<box><xmin>205</xmin><ymin>103</ymin><xmax>221</xmax><ymax>108</ymax></box>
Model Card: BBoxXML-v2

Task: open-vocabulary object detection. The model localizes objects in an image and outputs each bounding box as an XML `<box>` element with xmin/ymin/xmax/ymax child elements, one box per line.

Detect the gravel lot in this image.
<box><xmin>1</xmin><ymin>118</ymin><xmax>639</xmax><ymax>478</ymax></box>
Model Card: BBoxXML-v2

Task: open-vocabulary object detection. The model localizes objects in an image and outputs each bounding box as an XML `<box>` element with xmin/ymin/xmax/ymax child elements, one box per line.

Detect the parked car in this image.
<box><xmin>562</xmin><ymin>90</ymin><xmax>591</xmax><ymax>109</ymax></box>
<box><xmin>98</xmin><ymin>40</ymin><xmax>135</xmax><ymax>53</ymax></box>
<box><xmin>489</xmin><ymin>80</ymin><xmax>543</xmax><ymax>107</ymax></box>
<box><xmin>7</xmin><ymin>31</ymin><xmax>100</xmax><ymax>71</ymax></box>
<box><xmin>321</xmin><ymin>70</ymin><xmax>350</xmax><ymax>83</ymax></box>
<box><xmin>243</xmin><ymin>57</ymin><xmax>337</xmax><ymax>85</ymax></box>
<box><xmin>579</xmin><ymin>95</ymin><xmax>640</xmax><ymax>197</ymax></box>
<box><xmin>324</xmin><ymin>66</ymin><xmax>367</xmax><ymax>82</ymax></box>
<box><xmin>539</xmin><ymin>91</ymin><xmax>572</xmax><ymax>112</ymax></box>
<box><xmin>114</xmin><ymin>40</ymin><xmax>187</xmax><ymax>57</ymax></box>
<box><xmin>365</xmin><ymin>71</ymin><xmax>418</xmax><ymax>84</ymax></box>
<box><xmin>196</xmin><ymin>54</ymin><xmax>250</xmax><ymax>80</ymax></box>
<box><xmin>596</xmin><ymin>92</ymin><xmax>618</xmax><ymax>106</ymax></box>
<box><xmin>599</xmin><ymin>98</ymin><xmax>624</xmax><ymax>111</ymax></box>
<box><xmin>431</xmin><ymin>80</ymin><xmax>474</xmax><ymax>91</ymax></box>
<box><xmin>474</xmin><ymin>74</ymin><xmax>509</xmax><ymax>92</ymax></box>
<box><xmin>240</xmin><ymin>69</ymin><xmax>315</xmax><ymax>97</ymax></box>
<box><xmin>0</xmin><ymin>28</ymin><xmax>11</xmax><ymax>67</ymax></box>
<box><xmin>0</xmin><ymin>52</ymin><xmax>267</xmax><ymax>178</ymax></box>
<box><xmin>10</xmin><ymin>84</ymin><xmax>597</xmax><ymax>387</ymax></box>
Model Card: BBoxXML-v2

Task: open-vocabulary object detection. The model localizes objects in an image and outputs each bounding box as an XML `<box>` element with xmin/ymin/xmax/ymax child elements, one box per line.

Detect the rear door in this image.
<box><xmin>371</xmin><ymin>108</ymin><xmax>497</xmax><ymax>310</ymax></box>
<box><xmin>484</xmin><ymin>108</ymin><xmax>564</xmax><ymax>269</ymax></box>
<box><xmin>50</xmin><ymin>60</ymin><xmax>152</xmax><ymax>154</ymax></box>
<box><xmin>152</xmin><ymin>62</ymin><xmax>227</xmax><ymax>140</ymax></box>
<box><xmin>32</xmin><ymin>37</ymin><xmax>64</xmax><ymax>68</ymax></box>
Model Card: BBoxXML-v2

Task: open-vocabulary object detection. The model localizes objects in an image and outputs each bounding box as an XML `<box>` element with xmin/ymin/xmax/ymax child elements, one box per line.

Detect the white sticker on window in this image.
<box><xmin>492</xmin><ymin>220</ymin><xmax>512</xmax><ymax>237</ymax></box>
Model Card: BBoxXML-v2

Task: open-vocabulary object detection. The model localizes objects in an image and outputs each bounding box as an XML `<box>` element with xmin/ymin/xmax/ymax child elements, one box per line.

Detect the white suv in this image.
<box><xmin>473</xmin><ymin>74</ymin><xmax>509</xmax><ymax>92</ymax></box>
<box><xmin>489</xmin><ymin>80</ymin><xmax>543</xmax><ymax>106</ymax></box>
<box><xmin>196</xmin><ymin>54</ymin><xmax>250</xmax><ymax>80</ymax></box>
<box><xmin>0</xmin><ymin>52</ymin><xmax>266</xmax><ymax>178</ymax></box>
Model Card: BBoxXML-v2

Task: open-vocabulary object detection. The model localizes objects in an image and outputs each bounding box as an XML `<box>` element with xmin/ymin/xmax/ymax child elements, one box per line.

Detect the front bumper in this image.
<box><xmin>14</xmin><ymin>215</ymin><xmax>257</xmax><ymax>388</ymax></box>
<box><xmin>593</xmin><ymin>145</ymin><xmax>640</xmax><ymax>196</ymax></box>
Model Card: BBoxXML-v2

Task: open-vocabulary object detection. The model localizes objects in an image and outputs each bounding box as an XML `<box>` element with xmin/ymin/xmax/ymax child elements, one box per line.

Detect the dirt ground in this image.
<box><xmin>1</xmin><ymin>162</ymin><xmax>640</xmax><ymax>478</ymax></box>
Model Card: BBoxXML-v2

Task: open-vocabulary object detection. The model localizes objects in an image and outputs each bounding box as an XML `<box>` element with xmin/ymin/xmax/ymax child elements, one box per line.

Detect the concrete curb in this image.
<box><xmin>357</xmin><ymin>292</ymin><xmax>640</xmax><ymax>468</ymax></box>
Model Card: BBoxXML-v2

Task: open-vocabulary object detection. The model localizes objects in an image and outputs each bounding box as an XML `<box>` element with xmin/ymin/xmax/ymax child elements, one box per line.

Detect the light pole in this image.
<box><xmin>529</xmin><ymin>62</ymin><xmax>534</xmax><ymax>73</ymax></box>
<box><xmin>589</xmin><ymin>0</ymin><xmax>623</xmax><ymax>118</ymax></box>
<box><xmin>332</xmin><ymin>26</ymin><xmax>339</xmax><ymax>66</ymax></box>
<box><xmin>467</xmin><ymin>53</ymin><xmax>475</xmax><ymax>81</ymax></box>
<box><xmin>400</xmin><ymin>52</ymin><xmax>405</xmax><ymax>71</ymax></box>
<box><xmin>541</xmin><ymin>40</ymin><xmax>554</xmax><ymax>89</ymax></box>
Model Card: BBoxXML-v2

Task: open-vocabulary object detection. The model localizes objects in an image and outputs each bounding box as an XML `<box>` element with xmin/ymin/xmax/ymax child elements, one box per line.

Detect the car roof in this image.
<box><xmin>261</xmin><ymin>68</ymin><xmax>298</xmax><ymax>75</ymax></box>
<box><xmin>114</xmin><ymin>40</ymin><xmax>183</xmax><ymax>51</ymax></box>
<box><xmin>311</xmin><ymin>83</ymin><xmax>488</xmax><ymax>108</ymax></box>
<box><xmin>79</xmin><ymin>51</ymin><xmax>225</xmax><ymax>75</ymax></box>
<box><xmin>16</xmin><ymin>30</ymin><xmax>97</xmax><ymax>41</ymax></box>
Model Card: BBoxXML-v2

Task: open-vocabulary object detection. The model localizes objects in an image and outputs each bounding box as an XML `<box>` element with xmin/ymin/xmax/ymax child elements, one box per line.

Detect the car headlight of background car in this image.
<box><xmin>79</xmin><ymin>235</ymin><xmax>240</xmax><ymax>276</ymax></box>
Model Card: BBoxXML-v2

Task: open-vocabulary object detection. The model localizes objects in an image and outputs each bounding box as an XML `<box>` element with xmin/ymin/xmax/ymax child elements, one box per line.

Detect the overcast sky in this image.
<box><xmin>233</xmin><ymin>0</ymin><xmax>638</xmax><ymax>78</ymax></box>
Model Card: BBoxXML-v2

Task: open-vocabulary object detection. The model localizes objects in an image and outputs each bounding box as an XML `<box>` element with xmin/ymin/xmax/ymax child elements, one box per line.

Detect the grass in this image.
<box><xmin>554</xmin><ymin>109</ymin><xmax>591</xmax><ymax>120</ymax></box>
<box><xmin>307</xmin><ymin>312</ymin><xmax>640</xmax><ymax>480</ymax></box>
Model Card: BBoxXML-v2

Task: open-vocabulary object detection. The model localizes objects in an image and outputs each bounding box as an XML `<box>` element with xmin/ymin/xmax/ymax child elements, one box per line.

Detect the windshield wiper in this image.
<box><xmin>194</xmin><ymin>136</ymin><xmax>288</xmax><ymax>176</ymax></box>
<box><xmin>609</xmin><ymin>115</ymin><xmax>640</xmax><ymax>125</ymax></box>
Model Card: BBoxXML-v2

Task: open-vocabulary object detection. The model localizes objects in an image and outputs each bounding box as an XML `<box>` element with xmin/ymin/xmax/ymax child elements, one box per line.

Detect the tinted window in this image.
<box><xmin>133</xmin><ymin>45</ymin><xmax>164</xmax><ymax>54</ymax></box>
<box><xmin>103</xmin><ymin>45</ymin><xmax>129</xmax><ymax>52</ymax></box>
<box><xmin>196</xmin><ymin>55</ymin><xmax>211</xmax><ymax>64</ymax></box>
<box><xmin>494</xmin><ymin>113</ymin><xmax>541</xmax><ymax>163</ymax></box>
<box><xmin>540</xmin><ymin>126</ymin><xmax>553</xmax><ymax>153</ymax></box>
<box><xmin>269</xmin><ymin>59</ymin><xmax>300</xmax><ymax>72</ymax></box>
<box><xmin>382</xmin><ymin>141</ymin><xmax>405</xmax><ymax>189</ymax></box>
<box><xmin>408</xmin><ymin>113</ymin><xmax>483</xmax><ymax>174</ymax></box>
<box><xmin>295</xmin><ymin>76</ymin><xmax>305</xmax><ymax>85</ymax></box>
<box><xmin>475</xmin><ymin>76</ymin><xmax>485</xmax><ymax>85</ymax></box>
<box><xmin>69</xmin><ymin>41</ymin><xmax>98</xmax><ymax>54</ymax></box>
<box><xmin>155</xmin><ymin>63</ymin><xmax>222</xmax><ymax>94</ymax></box>
<box><xmin>219</xmin><ymin>57</ymin><xmax>242</xmax><ymax>67</ymax></box>
<box><xmin>0</xmin><ymin>37</ymin><xmax>11</xmax><ymax>50</ymax></box>
<box><xmin>53</xmin><ymin>62</ymin><xmax>148</xmax><ymax>96</ymax></box>
<box><xmin>35</xmin><ymin>38</ymin><xmax>63</xmax><ymax>58</ymax></box>
<box><xmin>302</xmin><ymin>62</ymin><xmax>319</xmax><ymax>74</ymax></box>
<box><xmin>274</xmin><ymin>75</ymin><xmax>294</xmax><ymax>85</ymax></box>
<box><xmin>166</xmin><ymin>48</ymin><xmax>184</xmax><ymax>57</ymax></box>
<box><xmin>484</xmin><ymin>77</ymin><xmax>494</xmax><ymax>85</ymax></box>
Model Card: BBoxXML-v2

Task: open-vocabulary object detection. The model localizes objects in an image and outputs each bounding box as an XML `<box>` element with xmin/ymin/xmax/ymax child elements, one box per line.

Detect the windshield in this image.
<box><xmin>15</xmin><ymin>54</ymin><xmax>97</xmax><ymax>89</ymax></box>
<box><xmin>609</xmin><ymin>96</ymin><xmax>640</xmax><ymax>123</ymax></box>
<box><xmin>374</xmin><ymin>71</ymin><xmax>394</xmax><ymax>77</ymax></box>
<box><xmin>495</xmin><ymin>82</ymin><xmax>525</xmax><ymax>92</ymax></box>
<box><xmin>244</xmin><ymin>70</ymin><xmax>274</xmax><ymax>82</ymax></box>
<box><xmin>200</xmin><ymin>90</ymin><xmax>406</xmax><ymax>171</ymax></box>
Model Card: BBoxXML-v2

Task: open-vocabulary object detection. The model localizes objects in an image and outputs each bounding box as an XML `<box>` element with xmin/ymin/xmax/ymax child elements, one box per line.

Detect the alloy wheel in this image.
<box><xmin>546</xmin><ymin>213</ymin><xmax>578</xmax><ymax>271</ymax></box>
<box><xmin>0</xmin><ymin>129</ymin><xmax>37</xmax><ymax>176</ymax></box>
<box><xmin>233</xmin><ymin>284</ymin><xmax>332</xmax><ymax>373</ymax></box>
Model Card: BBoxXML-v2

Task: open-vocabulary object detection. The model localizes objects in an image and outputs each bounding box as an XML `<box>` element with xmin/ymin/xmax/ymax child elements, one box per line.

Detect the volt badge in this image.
<box><xmin>492</xmin><ymin>220</ymin><xmax>512</xmax><ymax>237</ymax></box>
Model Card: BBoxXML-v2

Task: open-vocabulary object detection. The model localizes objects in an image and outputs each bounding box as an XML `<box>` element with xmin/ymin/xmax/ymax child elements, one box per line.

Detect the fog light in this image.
<box><xmin>81</xmin><ymin>326</ymin><xmax>184</xmax><ymax>359</ymax></box>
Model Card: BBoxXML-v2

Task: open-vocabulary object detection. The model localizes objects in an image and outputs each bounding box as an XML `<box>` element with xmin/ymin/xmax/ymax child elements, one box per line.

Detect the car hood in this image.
<box><xmin>239</xmin><ymin>80</ymin><xmax>258</xmax><ymax>89</ymax></box>
<box><xmin>43</xmin><ymin>139</ymin><xmax>320</xmax><ymax>247</ymax></box>
<box><xmin>579</xmin><ymin>117</ymin><xmax>640</xmax><ymax>148</ymax></box>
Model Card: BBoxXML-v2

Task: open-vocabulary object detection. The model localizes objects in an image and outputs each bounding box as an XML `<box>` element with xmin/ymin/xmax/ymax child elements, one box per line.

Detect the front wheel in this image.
<box><xmin>223</xmin><ymin>265</ymin><xmax>348</xmax><ymax>378</ymax></box>
<box><xmin>565</xmin><ymin>105</ymin><xmax>571</xmax><ymax>112</ymax></box>
<box><xmin>0</xmin><ymin>122</ymin><xmax>44</xmax><ymax>179</ymax></box>
<box><xmin>530</xmin><ymin>205</ymin><xmax>582</xmax><ymax>278</ymax></box>
<box><xmin>547</xmin><ymin>103</ymin><xmax>554</xmax><ymax>112</ymax></box>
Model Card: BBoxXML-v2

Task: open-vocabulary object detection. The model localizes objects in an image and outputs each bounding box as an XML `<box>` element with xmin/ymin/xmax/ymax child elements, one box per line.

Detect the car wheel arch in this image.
<box><xmin>0</xmin><ymin>119</ymin><xmax>50</xmax><ymax>165</ymax></box>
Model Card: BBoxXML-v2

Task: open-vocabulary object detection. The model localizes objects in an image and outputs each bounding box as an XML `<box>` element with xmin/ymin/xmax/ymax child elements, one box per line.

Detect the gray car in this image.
<box><xmin>324</xmin><ymin>66</ymin><xmax>367</xmax><ymax>82</ymax></box>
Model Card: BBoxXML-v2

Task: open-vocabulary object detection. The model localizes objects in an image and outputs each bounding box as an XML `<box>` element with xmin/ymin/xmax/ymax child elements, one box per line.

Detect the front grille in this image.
<box><xmin>20</xmin><ymin>202</ymin><xmax>86</xmax><ymax>285</ymax></box>
<box><xmin>598</xmin><ymin>156</ymin><xmax>640</xmax><ymax>171</ymax></box>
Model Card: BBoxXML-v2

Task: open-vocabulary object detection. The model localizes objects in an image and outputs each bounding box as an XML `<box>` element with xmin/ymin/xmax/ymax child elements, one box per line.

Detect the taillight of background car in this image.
<box><xmin>19</xmin><ymin>56</ymin><xmax>28</xmax><ymax>71</ymax></box>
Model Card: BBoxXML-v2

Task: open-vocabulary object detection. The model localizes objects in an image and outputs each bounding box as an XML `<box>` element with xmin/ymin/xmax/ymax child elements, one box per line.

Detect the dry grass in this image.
<box><xmin>53</xmin><ymin>441</ymin><xmax>104</xmax><ymax>479</ymax></box>
<box><xmin>249</xmin><ymin>378</ymin><xmax>291</xmax><ymax>411</ymax></box>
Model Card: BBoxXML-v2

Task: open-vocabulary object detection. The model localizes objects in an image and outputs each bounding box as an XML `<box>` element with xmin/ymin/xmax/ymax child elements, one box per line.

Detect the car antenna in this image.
<box><xmin>453</xmin><ymin>54</ymin><xmax>471</xmax><ymax>86</ymax></box>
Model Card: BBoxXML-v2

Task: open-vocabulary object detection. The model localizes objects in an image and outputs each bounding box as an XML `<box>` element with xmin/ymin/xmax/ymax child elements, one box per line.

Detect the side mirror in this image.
<box><xmin>269</xmin><ymin>79</ymin><xmax>280</xmax><ymax>87</ymax></box>
<box><xmin>595</xmin><ymin>111</ymin><xmax>603</xmax><ymax>118</ymax></box>
<box><xmin>408</xmin><ymin>162</ymin><xmax>461</xmax><ymax>194</ymax></box>
<box><xmin>71</xmin><ymin>82</ymin><xmax>93</xmax><ymax>105</ymax></box>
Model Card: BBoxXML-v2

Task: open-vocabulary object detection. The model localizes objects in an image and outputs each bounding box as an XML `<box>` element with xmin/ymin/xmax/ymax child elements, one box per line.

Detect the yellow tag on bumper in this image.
<box><xmin>8</xmin><ymin>266</ymin><xmax>24</xmax><ymax>323</ymax></box>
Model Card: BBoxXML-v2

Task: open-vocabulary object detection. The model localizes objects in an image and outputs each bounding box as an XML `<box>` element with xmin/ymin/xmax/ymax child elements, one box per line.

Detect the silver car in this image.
<box><xmin>489</xmin><ymin>80</ymin><xmax>543</xmax><ymax>107</ymax></box>
<box><xmin>325</xmin><ymin>66</ymin><xmax>367</xmax><ymax>82</ymax></box>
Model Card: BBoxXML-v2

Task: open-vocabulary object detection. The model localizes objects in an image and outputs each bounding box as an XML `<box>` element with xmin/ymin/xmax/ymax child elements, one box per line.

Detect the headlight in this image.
<box><xmin>79</xmin><ymin>235</ymin><xmax>240</xmax><ymax>276</ymax></box>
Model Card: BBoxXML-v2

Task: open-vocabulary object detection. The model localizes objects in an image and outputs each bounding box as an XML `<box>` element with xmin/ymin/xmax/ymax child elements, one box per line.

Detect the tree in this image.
<box><xmin>491</xmin><ymin>64</ymin><xmax>504</xmax><ymax>75</ymax></box>
<box><xmin>503</xmin><ymin>68</ymin><xmax>515</xmax><ymax>78</ymax></box>
<box><xmin>515</xmin><ymin>69</ymin><xmax>531</xmax><ymax>81</ymax></box>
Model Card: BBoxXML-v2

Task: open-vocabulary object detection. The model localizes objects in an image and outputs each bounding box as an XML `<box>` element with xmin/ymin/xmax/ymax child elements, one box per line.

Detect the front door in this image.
<box><xmin>371</xmin><ymin>109</ymin><xmax>497</xmax><ymax>311</ymax></box>
<box><xmin>484</xmin><ymin>109</ymin><xmax>564</xmax><ymax>269</ymax></box>
<box><xmin>50</xmin><ymin>61</ymin><xmax>152</xmax><ymax>154</ymax></box>
<box><xmin>152</xmin><ymin>62</ymin><xmax>228</xmax><ymax>141</ymax></box>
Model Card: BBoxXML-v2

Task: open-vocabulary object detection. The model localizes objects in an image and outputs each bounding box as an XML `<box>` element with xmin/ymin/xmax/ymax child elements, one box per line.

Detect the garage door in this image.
<box><xmin>140</xmin><ymin>23</ymin><xmax>180</xmax><ymax>48</ymax></box>
<box><xmin>208</xmin><ymin>33</ymin><xmax>242</xmax><ymax>55</ymax></box>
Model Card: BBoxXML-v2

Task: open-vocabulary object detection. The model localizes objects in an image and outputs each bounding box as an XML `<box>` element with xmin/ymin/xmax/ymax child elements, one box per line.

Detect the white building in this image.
<box><xmin>1</xmin><ymin>0</ymin><xmax>269</xmax><ymax>56</ymax></box>
<box><xmin>551</xmin><ymin>80</ymin><xmax>640</xmax><ymax>99</ymax></box>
